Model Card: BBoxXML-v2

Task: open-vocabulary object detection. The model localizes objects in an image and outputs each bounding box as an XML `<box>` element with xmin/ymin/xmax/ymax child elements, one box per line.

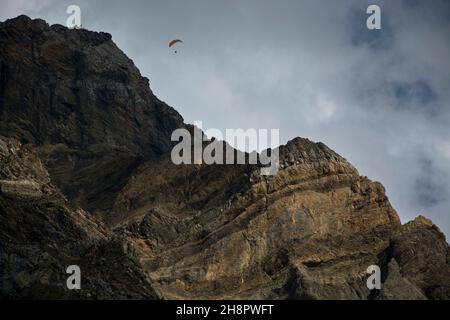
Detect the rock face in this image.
<box><xmin>0</xmin><ymin>16</ymin><xmax>449</xmax><ymax>300</ymax></box>
<box><xmin>0</xmin><ymin>137</ymin><xmax>159</xmax><ymax>299</ymax></box>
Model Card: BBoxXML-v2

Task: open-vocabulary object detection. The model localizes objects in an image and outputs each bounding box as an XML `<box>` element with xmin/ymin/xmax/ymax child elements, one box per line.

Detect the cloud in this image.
<box><xmin>0</xmin><ymin>0</ymin><xmax>54</xmax><ymax>21</ymax></box>
<box><xmin>392</xmin><ymin>79</ymin><xmax>436</xmax><ymax>106</ymax></box>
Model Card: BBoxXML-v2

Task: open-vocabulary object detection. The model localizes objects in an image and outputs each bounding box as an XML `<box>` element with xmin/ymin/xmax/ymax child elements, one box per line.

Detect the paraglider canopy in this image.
<box><xmin>169</xmin><ymin>39</ymin><xmax>183</xmax><ymax>47</ymax></box>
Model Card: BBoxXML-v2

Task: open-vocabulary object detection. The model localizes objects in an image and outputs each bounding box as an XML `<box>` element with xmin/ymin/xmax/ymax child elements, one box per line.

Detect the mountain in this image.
<box><xmin>0</xmin><ymin>15</ymin><xmax>449</xmax><ymax>299</ymax></box>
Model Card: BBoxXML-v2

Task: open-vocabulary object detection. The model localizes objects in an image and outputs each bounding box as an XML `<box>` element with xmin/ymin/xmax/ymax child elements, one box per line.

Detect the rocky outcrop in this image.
<box><xmin>0</xmin><ymin>136</ymin><xmax>160</xmax><ymax>299</ymax></box>
<box><xmin>377</xmin><ymin>216</ymin><xmax>450</xmax><ymax>300</ymax></box>
<box><xmin>111</xmin><ymin>138</ymin><xmax>404</xmax><ymax>299</ymax></box>
<box><xmin>0</xmin><ymin>16</ymin><xmax>449</xmax><ymax>299</ymax></box>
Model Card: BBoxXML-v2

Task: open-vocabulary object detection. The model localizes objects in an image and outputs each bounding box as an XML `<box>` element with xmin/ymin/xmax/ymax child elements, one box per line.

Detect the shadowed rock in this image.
<box><xmin>0</xmin><ymin>16</ymin><xmax>448</xmax><ymax>299</ymax></box>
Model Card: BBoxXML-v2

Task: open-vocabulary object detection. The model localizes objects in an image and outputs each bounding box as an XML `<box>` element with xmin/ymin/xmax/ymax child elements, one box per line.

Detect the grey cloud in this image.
<box><xmin>391</xmin><ymin>79</ymin><xmax>437</xmax><ymax>109</ymax></box>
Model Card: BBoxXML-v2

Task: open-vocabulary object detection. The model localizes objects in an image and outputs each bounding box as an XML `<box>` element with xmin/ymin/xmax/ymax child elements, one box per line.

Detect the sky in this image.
<box><xmin>0</xmin><ymin>0</ymin><xmax>449</xmax><ymax>237</ymax></box>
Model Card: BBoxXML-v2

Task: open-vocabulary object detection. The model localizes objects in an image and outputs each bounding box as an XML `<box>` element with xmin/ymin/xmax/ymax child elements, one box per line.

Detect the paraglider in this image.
<box><xmin>169</xmin><ymin>39</ymin><xmax>183</xmax><ymax>53</ymax></box>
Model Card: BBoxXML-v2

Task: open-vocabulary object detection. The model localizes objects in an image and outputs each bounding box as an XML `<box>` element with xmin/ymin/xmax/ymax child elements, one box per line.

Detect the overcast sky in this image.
<box><xmin>1</xmin><ymin>0</ymin><xmax>449</xmax><ymax>237</ymax></box>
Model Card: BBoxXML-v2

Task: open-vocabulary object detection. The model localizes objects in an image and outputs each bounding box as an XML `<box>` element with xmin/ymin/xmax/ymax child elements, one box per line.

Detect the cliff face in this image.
<box><xmin>0</xmin><ymin>16</ymin><xmax>449</xmax><ymax>300</ymax></box>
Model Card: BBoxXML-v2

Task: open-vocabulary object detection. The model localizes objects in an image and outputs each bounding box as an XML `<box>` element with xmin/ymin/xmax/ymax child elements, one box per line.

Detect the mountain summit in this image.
<box><xmin>0</xmin><ymin>16</ymin><xmax>449</xmax><ymax>299</ymax></box>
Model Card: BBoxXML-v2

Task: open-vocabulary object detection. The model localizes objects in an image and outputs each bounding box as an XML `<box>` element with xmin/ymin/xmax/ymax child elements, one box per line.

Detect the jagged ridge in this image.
<box><xmin>0</xmin><ymin>16</ymin><xmax>449</xmax><ymax>299</ymax></box>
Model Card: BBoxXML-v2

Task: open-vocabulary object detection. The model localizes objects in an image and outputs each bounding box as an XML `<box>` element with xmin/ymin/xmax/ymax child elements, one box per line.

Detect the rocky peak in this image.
<box><xmin>0</xmin><ymin>16</ymin><xmax>448</xmax><ymax>300</ymax></box>
<box><xmin>0</xmin><ymin>15</ymin><xmax>185</xmax><ymax>212</ymax></box>
<box><xmin>277</xmin><ymin>137</ymin><xmax>357</xmax><ymax>173</ymax></box>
